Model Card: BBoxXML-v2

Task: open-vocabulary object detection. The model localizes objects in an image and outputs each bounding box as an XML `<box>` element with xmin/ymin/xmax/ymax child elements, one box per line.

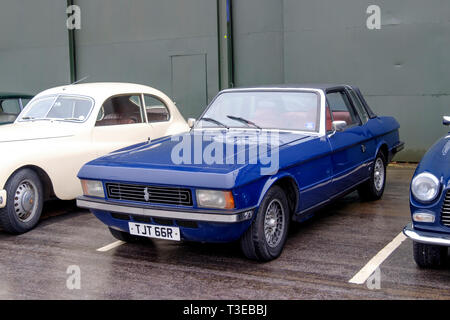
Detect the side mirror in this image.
<box><xmin>332</xmin><ymin>120</ymin><xmax>347</xmax><ymax>132</ymax></box>
<box><xmin>187</xmin><ymin>118</ymin><xmax>196</xmax><ymax>128</ymax></box>
<box><xmin>443</xmin><ymin>116</ymin><xmax>450</xmax><ymax>126</ymax></box>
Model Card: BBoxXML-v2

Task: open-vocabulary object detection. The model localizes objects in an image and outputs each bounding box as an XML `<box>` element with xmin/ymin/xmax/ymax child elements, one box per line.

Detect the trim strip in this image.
<box><xmin>77</xmin><ymin>197</ymin><xmax>253</xmax><ymax>223</ymax></box>
<box><xmin>296</xmin><ymin>176</ymin><xmax>370</xmax><ymax>216</ymax></box>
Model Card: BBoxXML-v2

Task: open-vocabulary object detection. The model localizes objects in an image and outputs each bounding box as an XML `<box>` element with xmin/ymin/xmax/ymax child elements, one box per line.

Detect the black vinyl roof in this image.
<box><xmin>225</xmin><ymin>83</ymin><xmax>356</xmax><ymax>91</ymax></box>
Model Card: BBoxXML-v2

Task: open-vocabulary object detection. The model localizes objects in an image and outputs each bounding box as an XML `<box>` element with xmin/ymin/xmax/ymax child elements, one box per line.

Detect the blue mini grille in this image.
<box><xmin>441</xmin><ymin>190</ymin><xmax>450</xmax><ymax>227</ymax></box>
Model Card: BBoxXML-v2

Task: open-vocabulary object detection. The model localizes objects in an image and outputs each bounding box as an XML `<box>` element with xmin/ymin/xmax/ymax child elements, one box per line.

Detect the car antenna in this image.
<box><xmin>70</xmin><ymin>76</ymin><xmax>89</xmax><ymax>85</ymax></box>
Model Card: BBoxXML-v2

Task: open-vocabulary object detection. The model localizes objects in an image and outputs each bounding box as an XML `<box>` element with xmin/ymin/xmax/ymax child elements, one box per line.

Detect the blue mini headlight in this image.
<box><xmin>411</xmin><ymin>172</ymin><xmax>440</xmax><ymax>203</ymax></box>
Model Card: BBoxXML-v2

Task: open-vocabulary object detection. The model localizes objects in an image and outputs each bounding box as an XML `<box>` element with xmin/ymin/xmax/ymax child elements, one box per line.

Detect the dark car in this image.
<box><xmin>0</xmin><ymin>93</ymin><xmax>33</xmax><ymax>125</ymax></box>
<box><xmin>77</xmin><ymin>84</ymin><xmax>404</xmax><ymax>261</ymax></box>
<box><xmin>403</xmin><ymin>116</ymin><xmax>450</xmax><ymax>268</ymax></box>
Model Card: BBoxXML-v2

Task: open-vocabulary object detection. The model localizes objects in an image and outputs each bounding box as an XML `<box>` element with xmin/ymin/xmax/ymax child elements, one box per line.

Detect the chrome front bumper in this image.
<box><xmin>0</xmin><ymin>190</ymin><xmax>6</xmax><ymax>209</ymax></box>
<box><xmin>76</xmin><ymin>196</ymin><xmax>254</xmax><ymax>224</ymax></box>
<box><xmin>403</xmin><ymin>223</ymin><xmax>450</xmax><ymax>246</ymax></box>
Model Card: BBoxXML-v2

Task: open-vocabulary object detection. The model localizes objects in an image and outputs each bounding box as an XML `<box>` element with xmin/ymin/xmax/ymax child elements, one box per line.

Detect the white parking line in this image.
<box><xmin>97</xmin><ymin>240</ymin><xmax>126</xmax><ymax>252</ymax></box>
<box><xmin>349</xmin><ymin>232</ymin><xmax>407</xmax><ymax>284</ymax></box>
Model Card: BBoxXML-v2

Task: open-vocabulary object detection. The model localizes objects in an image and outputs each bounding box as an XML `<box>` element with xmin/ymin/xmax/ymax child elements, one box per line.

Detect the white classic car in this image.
<box><xmin>0</xmin><ymin>82</ymin><xmax>190</xmax><ymax>234</ymax></box>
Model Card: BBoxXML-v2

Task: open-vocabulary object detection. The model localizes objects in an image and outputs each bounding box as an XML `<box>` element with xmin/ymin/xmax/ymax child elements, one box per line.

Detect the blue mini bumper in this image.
<box><xmin>77</xmin><ymin>197</ymin><xmax>255</xmax><ymax>243</ymax></box>
<box><xmin>403</xmin><ymin>223</ymin><xmax>450</xmax><ymax>247</ymax></box>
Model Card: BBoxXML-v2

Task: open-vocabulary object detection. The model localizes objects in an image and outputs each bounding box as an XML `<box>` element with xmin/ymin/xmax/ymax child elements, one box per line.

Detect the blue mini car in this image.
<box><xmin>77</xmin><ymin>84</ymin><xmax>403</xmax><ymax>261</ymax></box>
<box><xmin>403</xmin><ymin>117</ymin><xmax>450</xmax><ymax>268</ymax></box>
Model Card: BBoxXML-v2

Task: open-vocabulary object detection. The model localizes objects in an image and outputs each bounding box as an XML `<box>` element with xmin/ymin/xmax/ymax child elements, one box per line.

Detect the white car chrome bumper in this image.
<box><xmin>0</xmin><ymin>190</ymin><xmax>6</xmax><ymax>208</ymax></box>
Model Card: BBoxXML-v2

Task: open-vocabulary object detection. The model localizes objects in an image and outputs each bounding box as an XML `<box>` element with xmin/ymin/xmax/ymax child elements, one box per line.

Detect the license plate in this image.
<box><xmin>128</xmin><ymin>222</ymin><xmax>180</xmax><ymax>241</ymax></box>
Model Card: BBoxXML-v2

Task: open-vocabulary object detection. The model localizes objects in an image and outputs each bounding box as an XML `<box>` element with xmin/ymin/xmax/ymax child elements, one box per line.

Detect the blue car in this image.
<box><xmin>77</xmin><ymin>84</ymin><xmax>404</xmax><ymax>261</ymax></box>
<box><xmin>403</xmin><ymin>117</ymin><xmax>450</xmax><ymax>268</ymax></box>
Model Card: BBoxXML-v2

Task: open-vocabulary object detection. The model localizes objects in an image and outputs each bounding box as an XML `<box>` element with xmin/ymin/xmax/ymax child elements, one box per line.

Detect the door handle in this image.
<box><xmin>361</xmin><ymin>144</ymin><xmax>366</xmax><ymax>153</ymax></box>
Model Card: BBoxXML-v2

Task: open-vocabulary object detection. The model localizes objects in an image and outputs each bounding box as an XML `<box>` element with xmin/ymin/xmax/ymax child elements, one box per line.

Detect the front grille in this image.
<box><xmin>441</xmin><ymin>190</ymin><xmax>450</xmax><ymax>227</ymax></box>
<box><xmin>132</xmin><ymin>215</ymin><xmax>152</xmax><ymax>223</ymax></box>
<box><xmin>106</xmin><ymin>182</ymin><xmax>193</xmax><ymax>206</ymax></box>
<box><xmin>111</xmin><ymin>212</ymin><xmax>130</xmax><ymax>221</ymax></box>
<box><xmin>153</xmin><ymin>217</ymin><xmax>174</xmax><ymax>226</ymax></box>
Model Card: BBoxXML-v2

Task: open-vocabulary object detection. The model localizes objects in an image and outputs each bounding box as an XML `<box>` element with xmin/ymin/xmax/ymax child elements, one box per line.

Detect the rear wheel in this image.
<box><xmin>0</xmin><ymin>169</ymin><xmax>44</xmax><ymax>234</ymax></box>
<box><xmin>358</xmin><ymin>151</ymin><xmax>386</xmax><ymax>201</ymax></box>
<box><xmin>413</xmin><ymin>241</ymin><xmax>447</xmax><ymax>268</ymax></box>
<box><xmin>240</xmin><ymin>186</ymin><xmax>290</xmax><ymax>261</ymax></box>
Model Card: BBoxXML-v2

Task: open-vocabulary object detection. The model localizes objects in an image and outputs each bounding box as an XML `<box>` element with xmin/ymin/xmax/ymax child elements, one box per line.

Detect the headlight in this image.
<box><xmin>81</xmin><ymin>180</ymin><xmax>105</xmax><ymax>198</ymax></box>
<box><xmin>196</xmin><ymin>189</ymin><xmax>235</xmax><ymax>209</ymax></box>
<box><xmin>411</xmin><ymin>172</ymin><xmax>440</xmax><ymax>203</ymax></box>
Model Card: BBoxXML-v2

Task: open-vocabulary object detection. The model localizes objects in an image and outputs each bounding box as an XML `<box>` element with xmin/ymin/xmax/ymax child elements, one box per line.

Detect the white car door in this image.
<box><xmin>92</xmin><ymin>93</ymin><xmax>153</xmax><ymax>156</ymax></box>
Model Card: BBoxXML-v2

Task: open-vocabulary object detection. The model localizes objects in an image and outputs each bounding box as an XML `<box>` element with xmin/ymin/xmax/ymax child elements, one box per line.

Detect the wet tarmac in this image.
<box><xmin>0</xmin><ymin>165</ymin><xmax>449</xmax><ymax>299</ymax></box>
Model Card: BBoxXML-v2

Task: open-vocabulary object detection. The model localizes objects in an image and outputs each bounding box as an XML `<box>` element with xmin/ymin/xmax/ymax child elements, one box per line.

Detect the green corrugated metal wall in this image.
<box><xmin>232</xmin><ymin>0</ymin><xmax>450</xmax><ymax>161</ymax></box>
<box><xmin>0</xmin><ymin>1</ymin><xmax>70</xmax><ymax>94</ymax></box>
<box><xmin>1</xmin><ymin>0</ymin><xmax>449</xmax><ymax>161</ymax></box>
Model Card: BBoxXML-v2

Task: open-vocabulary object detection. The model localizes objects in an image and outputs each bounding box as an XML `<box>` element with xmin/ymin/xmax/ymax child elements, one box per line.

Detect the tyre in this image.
<box><xmin>240</xmin><ymin>186</ymin><xmax>290</xmax><ymax>261</ymax></box>
<box><xmin>413</xmin><ymin>241</ymin><xmax>448</xmax><ymax>268</ymax></box>
<box><xmin>358</xmin><ymin>151</ymin><xmax>386</xmax><ymax>201</ymax></box>
<box><xmin>109</xmin><ymin>227</ymin><xmax>140</xmax><ymax>242</ymax></box>
<box><xmin>0</xmin><ymin>169</ymin><xmax>44</xmax><ymax>234</ymax></box>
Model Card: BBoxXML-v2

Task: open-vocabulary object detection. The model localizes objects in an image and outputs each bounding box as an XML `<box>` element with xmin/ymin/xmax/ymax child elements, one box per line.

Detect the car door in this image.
<box><xmin>142</xmin><ymin>94</ymin><xmax>172</xmax><ymax>138</ymax></box>
<box><xmin>326</xmin><ymin>88</ymin><xmax>369</xmax><ymax>194</ymax></box>
<box><xmin>92</xmin><ymin>93</ymin><xmax>153</xmax><ymax>157</ymax></box>
<box><xmin>345</xmin><ymin>86</ymin><xmax>376</xmax><ymax>166</ymax></box>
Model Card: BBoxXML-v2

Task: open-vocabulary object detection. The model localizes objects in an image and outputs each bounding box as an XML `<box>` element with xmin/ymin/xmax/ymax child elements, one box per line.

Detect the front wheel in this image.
<box><xmin>358</xmin><ymin>151</ymin><xmax>386</xmax><ymax>201</ymax></box>
<box><xmin>0</xmin><ymin>169</ymin><xmax>44</xmax><ymax>234</ymax></box>
<box><xmin>413</xmin><ymin>241</ymin><xmax>447</xmax><ymax>268</ymax></box>
<box><xmin>240</xmin><ymin>186</ymin><xmax>290</xmax><ymax>261</ymax></box>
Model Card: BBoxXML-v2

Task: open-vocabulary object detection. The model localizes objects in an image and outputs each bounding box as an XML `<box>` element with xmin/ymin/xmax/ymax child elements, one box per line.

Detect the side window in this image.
<box><xmin>96</xmin><ymin>95</ymin><xmax>144</xmax><ymax>127</ymax></box>
<box><xmin>348</xmin><ymin>89</ymin><xmax>369</xmax><ymax>123</ymax></box>
<box><xmin>21</xmin><ymin>98</ymin><xmax>31</xmax><ymax>109</ymax></box>
<box><xmin>1</xmin><ymin>99</ymin><xmax>21</xmax><ymax>114</ymax></box>
<box><xmin>144</xmin><ymin>95</ymin><xmax>170</xmax><ymax>123</ymax></box>
<box><xmin>326</xmin><ymin>91</ymin><xmax>360</xmax><ymax>127</ymax></box>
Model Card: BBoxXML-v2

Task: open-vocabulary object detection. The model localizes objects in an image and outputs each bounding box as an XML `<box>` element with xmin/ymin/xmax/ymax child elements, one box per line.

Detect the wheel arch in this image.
<box><xmin>257</xmin><ymin>173</ymin><xmax>300</xmax><ymax>217</ymax></box>
<box><xmin>8</xmin><ymin>165</ymin><xmax>55</xmax><ymax>200</ymax></box>
<box><xmin>375</xmin><ymin>141</ymin><xmax>389</xmax><ymax>163</ymax></box>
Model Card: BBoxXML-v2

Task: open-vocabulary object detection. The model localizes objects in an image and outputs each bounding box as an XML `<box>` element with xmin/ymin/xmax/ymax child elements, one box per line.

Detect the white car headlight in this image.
<box><xmin>81</xmin><ymin>180</ymin><xmax>105</xmax><ymax>198</ymax></box>
<box><xmin>411</xmin><ymin>172</ymin><xmax>440</xmax><ymax>203</ymax></box>
<box><xmin>196</xmin><ymin>189</ymin><xmax>235</xmax><ymax>209</ymax></box>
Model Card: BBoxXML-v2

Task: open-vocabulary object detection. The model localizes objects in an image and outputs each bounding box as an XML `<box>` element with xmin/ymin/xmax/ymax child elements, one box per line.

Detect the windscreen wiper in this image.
<box><xmin>226</xmin><ymin>115</ymin><xmax>262</xmax><ymax>130</ymax></box>
<box><xmin>199</xmin><ymin>117</ymin><xmax>229</xmax><ymax>129</ymax></box>
<box><xmin>20</xmin><ymin>117</ymin><xmax>51</xmax><ymax>121</ymax></box>
<box><xmin>61</xmin><ymin>118</ymin><xmax>83</xmax><ymax>122</ymax></box>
